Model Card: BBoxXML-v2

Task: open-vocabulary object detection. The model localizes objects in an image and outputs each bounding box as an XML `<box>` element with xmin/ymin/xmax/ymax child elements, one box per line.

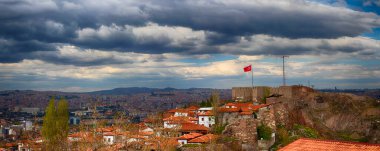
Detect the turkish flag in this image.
<box><xmin>243</xmin><ymin>65</ymin><xmax>252</xmax><ymax>72</ymax></box>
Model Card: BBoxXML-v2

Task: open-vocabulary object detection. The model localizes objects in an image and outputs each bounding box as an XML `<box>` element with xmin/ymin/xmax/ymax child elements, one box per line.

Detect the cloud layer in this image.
<box><xmin>1</xmin><ymin>0</ymin><xmax>380</xmax><ymax>65</ymax></box>
<box><xmin>0</xmin><ymin>0</ymin><xmax>380</xmax><ymax>90</ymax></box>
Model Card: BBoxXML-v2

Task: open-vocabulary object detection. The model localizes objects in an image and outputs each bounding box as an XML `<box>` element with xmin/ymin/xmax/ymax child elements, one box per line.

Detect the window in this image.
<box><xmin>201</xmin><ymin>118</ymin><xmax>204</xmax><ymax>121</ymax></box>
<box><xmin>108</xmin><ymin>138</ymin><xmax>111</xmax><ymax>142</ymax></box>
<box><xmin>253</xmin><ymin>113</ymin><xmax>257</xmax><ymax>119</ymax></box>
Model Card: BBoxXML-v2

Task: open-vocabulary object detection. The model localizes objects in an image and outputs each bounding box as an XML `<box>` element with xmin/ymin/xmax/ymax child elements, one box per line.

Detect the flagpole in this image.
<box><xmin>251</xmin><ymin>64</ymin><xmax>253</xmax><ymax>88</ymax></box>
<box><xmin>251</xmin><ymin>64</ymin><xmax>254</xmax><ymax>102</ymax></box>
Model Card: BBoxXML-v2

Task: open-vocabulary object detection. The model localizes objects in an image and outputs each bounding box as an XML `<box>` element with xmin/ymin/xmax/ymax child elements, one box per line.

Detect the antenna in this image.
<box><xmin>281</xmin><ymin>56</ymin><xmax>289</xmax><ymax>86</ymax></box>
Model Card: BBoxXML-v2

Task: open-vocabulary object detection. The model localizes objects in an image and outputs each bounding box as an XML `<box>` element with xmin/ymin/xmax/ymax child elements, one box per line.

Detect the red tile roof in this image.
<box><xmin>68</xmin><ymin>132</ymin><xmax>92</xmax><ymax>138</ymax></box>
<box><xmin>116</xmin><ymin>131</ymin><xmax>130</xmax><ymax>136</ymax></box>
<box><xmin>180</xmin><ymin>123</ymin><xmax>209</xmax><ymax>132</ymax></box>
<box><xmin>178</xmin><ymin>133</ymin><xmax>203</xmax><ymax>140</ymax></box>
<box><xmin>186</xmin><ymin>106</ymin><xmax>200</xmax><ymax>111</ymax></box>
<box><xmin>188</xmin><ymin>134</ymin><xmax>217</xmax><ymax>143</ymax></box>
<box><xmin>198</xmin><ymin>111</ymin><xmax>214</xmax><ymax>116</ymax></box>
<box><xmin>279</xmin><ymin>138</ymin><xmax>380</xmax><ymax>151</ymax></box>
<box><xmin>225</xmin><ymin>103</ymin><xmax>235</xmax><ymax>106</ymax></box>
<box><xmin>103</xmin><ymin>132</ymin><xmax>116</xmax><ymax>136</ymax></box>
<box><xmin>139</xmin><ymin>131</ymin><xmax>154</xmax><ymax>136</ymax></box>
<box><xmin>5</xmin><ymin>143</ymin><xmax>16</xmax><ymax>147</ymax></box>
<box><xmin>219</xmin><ymin>107</ymin><xmax>240</xmax><ymax>112</ymax></box>
<box><xmin>163</xmin><ymin>116</ymin><xmax>198</xmax><ymax>124</ymax></box>
<box><xmin>96</xmin><ymin>127</ymin><xmax>114</xmax><ymax>133</ymax></box>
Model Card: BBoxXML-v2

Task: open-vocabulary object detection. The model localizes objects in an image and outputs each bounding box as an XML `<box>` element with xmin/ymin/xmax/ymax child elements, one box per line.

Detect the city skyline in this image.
<box><xmin>1</xmin><ymin>0</ymin><xmax>380</xmax><ymax>92</ymax></box>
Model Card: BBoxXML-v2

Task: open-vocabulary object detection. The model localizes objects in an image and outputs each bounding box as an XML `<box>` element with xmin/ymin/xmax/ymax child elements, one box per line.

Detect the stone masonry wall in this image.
<box><xmin>223</xmin><ymin>118</ymin><xmax>258</xmax><ymax>151</ymax></box>
<box><xmin>233</xmin><ymin>86</ymin><xmax>314</xmax><ymax>102</ymax></box>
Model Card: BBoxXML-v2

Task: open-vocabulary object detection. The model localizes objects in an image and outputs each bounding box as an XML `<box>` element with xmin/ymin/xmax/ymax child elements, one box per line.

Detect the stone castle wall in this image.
<box><xmin>232</xmin><ymin>87</ymin><xmax>253</xmax><ymax>101</ymax></box>
<box><xmin>233</xmin><ymin>85</ymin><xmax>314</xmax><ymax>101</ymax></box>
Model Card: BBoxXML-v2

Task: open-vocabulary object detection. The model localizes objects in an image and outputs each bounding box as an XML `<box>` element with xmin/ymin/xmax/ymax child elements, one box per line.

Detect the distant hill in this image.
<box><xmin>87</xmin><ymin>87</ymin><xmax>160</xmax><ymax>95</ymax></box>
<box><xmin>318</xmin><ymin>89</ymin><xmax>380</xmax><ymax>99</ymax></box>
<box><xmin>86</xmin><ymin>87</ymin><xmax>228</xmax><ymax>95</ymax></box>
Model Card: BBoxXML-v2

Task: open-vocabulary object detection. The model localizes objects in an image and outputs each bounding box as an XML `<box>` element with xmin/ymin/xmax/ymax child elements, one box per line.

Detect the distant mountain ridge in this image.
<box><xmin>0</xmin><ymin>87</ymin><xmax>228</xmax><ymax>95</ymax></box>
<box><xmin>86</xmin><ymin>87</ymin><xmax>222</xmax><ymax>95</ymax></box>
<box><xmin>87</xmin><ymin>87</ymin><xmax>160</xmax><ymax>95</ymax></box>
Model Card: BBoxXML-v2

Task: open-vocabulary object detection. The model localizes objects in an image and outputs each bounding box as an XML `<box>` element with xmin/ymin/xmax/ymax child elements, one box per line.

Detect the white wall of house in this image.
<box><xmin>174</xmin><ymin>112</ymin><xmax>188</xmax><ymax>117</ymax></box>
<box><xmin>178</xmin><ymin>139</ymin><xmax>187</xmax><ymax>145</ymax></box>
<box><xmin>198</xmin><ymin>116</ymin><xmax>215</xmax><ymax>127</ymax></box>
<box><xmin>141</xmin><ymin>127</ymin><xmax>153</xmax><ymax>132</ymax></box>
<box><xmin>103</xmin><ymin>135</ymin><xmax>115</xmax><ymax>145</ymax></box>
<box><xmin>164</xmin><ymin>121</ymin><xmax>178</xmax><ymax>128</ymax></box>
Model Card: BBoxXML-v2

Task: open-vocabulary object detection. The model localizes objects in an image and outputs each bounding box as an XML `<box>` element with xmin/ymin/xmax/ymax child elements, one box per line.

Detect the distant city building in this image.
<box><xmin>22</xmin><ymin>120</ymin><xmax>33</xmax><ymax>131</ymax></box>
<box><xmin>20</xmin><ymin>108</ymin><xmax>40</xmax><ymax>115</ymax></box>
<box><xmin>69</xmin><ymin>117</ymin><xmax>80</xmax><ymax>125</ymax></box>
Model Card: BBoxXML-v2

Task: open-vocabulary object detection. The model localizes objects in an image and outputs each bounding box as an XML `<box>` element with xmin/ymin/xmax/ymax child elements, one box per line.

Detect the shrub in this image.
<box><xmin>293</xmin><ymin>124</ymin><xmax>319</xmax><ymax>138</ymax></box>
<box><xmin>213</xmin><ymin>123</ymin><xmax>227</xmax><ymax>134</ymax></box>
<box><xmin>257</xmin><ymin>124</ymin><xmax>273</xmax><ymax>140</ymax></box>
<box><xmin>182</xmin><ymin>144</ymin><xmax>201</xmax><ymax>147</ymax></box>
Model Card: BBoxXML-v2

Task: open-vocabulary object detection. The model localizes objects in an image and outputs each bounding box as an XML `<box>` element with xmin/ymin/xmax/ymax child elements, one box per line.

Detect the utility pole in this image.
<box><xmin>281</xmin><ymin>56</ymin><xmax>289</xmax><ymax>86</ymax></box>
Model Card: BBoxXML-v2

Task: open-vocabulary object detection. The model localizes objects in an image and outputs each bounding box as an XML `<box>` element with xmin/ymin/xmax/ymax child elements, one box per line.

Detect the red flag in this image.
<box><xmin>243</xmin><ymin>65</ymin><xmax>252</xmax><ymax>72</ymax></box>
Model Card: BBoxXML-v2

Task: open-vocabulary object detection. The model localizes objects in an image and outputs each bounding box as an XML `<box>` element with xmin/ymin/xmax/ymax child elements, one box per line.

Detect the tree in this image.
<box><xmin>42</xmin><ymin>98</ymin><xmax>57</xmax><ymax>141</ymax></box>
<box><xmin>41</xmin><ymin>97</ymin><xmax>70</xmax><ymax>150</ymax></box>
<box><xmin>257</xmin><ymin>124</ymin><xmax>273</xmax><ymax>140</ymax></box>
<box><xmin>42</xmin><ymin>98</ymin><xmax>58</xmax><ymax>149</ymax></box>
<box><xmin>210</xmin><ymin>91</ymin><xmax>221</xmax><ymax>132</ymax></box>
<box><xmin>56</xmin><ymin>98</ymin><xmax>69</xmax><ymax>140</ymax></box>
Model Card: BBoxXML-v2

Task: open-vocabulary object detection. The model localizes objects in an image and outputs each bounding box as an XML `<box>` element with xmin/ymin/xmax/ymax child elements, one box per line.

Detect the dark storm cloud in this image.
<box><xmin>0</xmin><ymin>0</ymin><xmax>380</xmax><ymax>65</ymax></box>
<box><xmin>0</xmin><ymin>39</ymin><xmax>57</xmax><ymax>62</ymax></box>
<box><xmin>32</xmin><ymin>51</ymin><xmax>128</xmax><ymax>66</ymax></box>
<box><xmin>144</xmin><ymin>0</ymin><xmax>380</xmax><ymax>38</ymax></box>
<box><xmin>220</xmin><ymin>35</ymin><xmax>380</xmax><ymax>57</ymax></box>
<box><xmin>204</xmin><ymin>32</ymin><xmax>240</xmax><ymax>45</ymax></box>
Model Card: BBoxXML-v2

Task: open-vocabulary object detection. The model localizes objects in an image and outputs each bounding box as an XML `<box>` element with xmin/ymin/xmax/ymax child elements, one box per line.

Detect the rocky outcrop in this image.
<box><xmin>273</xmin><ymin>91</ymin><xmax>380</xmax><ymax>143</ymax></box>
<box><xmin>223</xmin><ymin>118</ymin><xmax>258</xmax><ymax>151</ymax></box>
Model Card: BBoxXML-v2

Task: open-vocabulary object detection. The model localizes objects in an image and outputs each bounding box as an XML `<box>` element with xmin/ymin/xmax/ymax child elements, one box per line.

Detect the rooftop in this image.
<box><xmin>180</xmin><ymin>123</ymin><xmax>209</xmax><ymax>132</ymax></box>
<box><xmin>188</xmin><ymin>134</ymin><xmax>217</xmax><ymax>143</ymax></box>
<box><xmin>198</xmin><ymin>111</ymin><xmax>213</xmax><ymax>116</ymax></box>
<box><xmin>279</xmin><ymin>138</ymin><xmax>380</xmax><ymax>151</ymax></box>
<box><xmin>178</xmin><ymin>133</ymin><xmax>203</xmax><ymax>140</ymax></box>
<box><xmin>163</xmin><ymin>116</ymin><xmax>198</xmax><ymax>123</ymax></box>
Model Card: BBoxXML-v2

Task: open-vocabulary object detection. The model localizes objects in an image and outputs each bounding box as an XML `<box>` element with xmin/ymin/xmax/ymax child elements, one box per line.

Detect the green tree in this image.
<box><xmin>41</xmin><ymin>97</ymin><xmax>70</xmax><ymax>150</ymax></box>
<box><xmin>257</xmin><ymin>124</ymin><xmax>273</xmax><ymax>140</ymax></box>
<box><xmin>42</xmin><ymin>98</ymin><xmax>57</xmax><ymax>141</ymax></box>
<box><xmin>56</xmin><ymin>98</ymin><xmax>69</xmax><ymax>140</ymax></box>
<box><xmin>210</xmin><ymin>91</ymin><xmax>221</xmax><ymax>132</ymax></box>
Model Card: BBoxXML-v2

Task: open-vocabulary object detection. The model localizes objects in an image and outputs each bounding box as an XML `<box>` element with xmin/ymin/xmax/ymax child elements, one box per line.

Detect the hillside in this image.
<box><xmin>87</xmin><ymin>87</ymin><xmax>159</xmax><ymax>95</ymax></box>
<box><xmin>273</xmin><ymin>90</ymin><xmax>380</xmax><ymax>145</ymax></box>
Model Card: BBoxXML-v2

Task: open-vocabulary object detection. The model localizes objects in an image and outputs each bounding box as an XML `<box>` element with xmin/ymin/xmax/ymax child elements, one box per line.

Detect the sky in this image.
<box><xmin>0</xmin><ymin>0</ymin><xmax>380</xmax><ymax>92</ymax></box>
